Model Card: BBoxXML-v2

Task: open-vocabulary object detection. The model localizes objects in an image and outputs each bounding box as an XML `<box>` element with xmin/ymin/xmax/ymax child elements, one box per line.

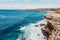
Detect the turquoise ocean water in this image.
<box><xmin>0</xmin><ymin>10</ymin><xmax>47</xmax><ymax>40</ymax></box>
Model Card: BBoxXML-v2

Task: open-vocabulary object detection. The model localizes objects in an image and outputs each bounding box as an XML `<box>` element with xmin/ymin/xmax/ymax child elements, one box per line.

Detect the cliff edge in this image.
<box><xmin>44</xmin><ymin>12</ymin><xmax>60</xmax><ymax>40</ymax></box>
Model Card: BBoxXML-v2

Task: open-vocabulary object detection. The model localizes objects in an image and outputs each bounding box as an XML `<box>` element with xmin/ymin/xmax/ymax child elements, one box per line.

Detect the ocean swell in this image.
<box><xmin>0</xmin><ymin>10</ymin><xmax>48</xmax><ymax>40</ymax></box>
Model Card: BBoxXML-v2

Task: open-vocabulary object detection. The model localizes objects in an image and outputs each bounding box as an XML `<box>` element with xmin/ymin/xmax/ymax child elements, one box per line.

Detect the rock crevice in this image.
<box><xmin>44</xmin><ymin>13</ymin><xmax>60</xmax><ymax>40</ymax></box>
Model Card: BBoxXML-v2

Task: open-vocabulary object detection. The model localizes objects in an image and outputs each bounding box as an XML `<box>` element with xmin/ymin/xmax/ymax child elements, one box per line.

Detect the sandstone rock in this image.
<box><xmin>44</xmin><ymin>13</ymin><xmax>60</xmax><ymax>40</ymax></box>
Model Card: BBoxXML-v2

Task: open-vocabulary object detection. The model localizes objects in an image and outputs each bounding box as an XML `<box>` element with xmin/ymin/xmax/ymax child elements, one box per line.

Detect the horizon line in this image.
<box><xmin>0</xmin><ymin>7</ymin><xmax>60</xmax><ymax>10</ymax></box>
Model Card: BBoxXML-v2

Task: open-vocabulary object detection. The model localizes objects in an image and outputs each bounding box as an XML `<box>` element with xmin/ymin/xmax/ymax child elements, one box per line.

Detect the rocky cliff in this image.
<box><xmin>44</xmin><ymin>13</ymin><xmax>60</xmax><ymax>40</ymax></box>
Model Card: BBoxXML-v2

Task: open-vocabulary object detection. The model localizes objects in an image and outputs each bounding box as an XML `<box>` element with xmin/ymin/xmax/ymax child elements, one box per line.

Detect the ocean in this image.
<box><xmin>0</xmin><ymin>10</ymin><xmax>48</xmax><ymax>40</ymax></box>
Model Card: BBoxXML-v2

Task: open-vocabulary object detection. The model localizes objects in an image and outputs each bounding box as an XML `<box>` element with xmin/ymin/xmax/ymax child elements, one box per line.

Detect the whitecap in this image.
<box><xmin>20</xmin><ymin>27</ymin><xmax>26</xmax><ymax>30</ymax></box>
<box><xmin>17</xmin><ymin>19</ymin><xmax>47</xmax><ymax>40</ymax></box>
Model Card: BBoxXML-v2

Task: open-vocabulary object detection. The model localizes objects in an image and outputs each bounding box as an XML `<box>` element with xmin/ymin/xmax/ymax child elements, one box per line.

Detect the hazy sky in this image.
<box><xmin>0</xmin><ymin>0</ymin><xmax>60</xmax><ymax>9</ymax></box>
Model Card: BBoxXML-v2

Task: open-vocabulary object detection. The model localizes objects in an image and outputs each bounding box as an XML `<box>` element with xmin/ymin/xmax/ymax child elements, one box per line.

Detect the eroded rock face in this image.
<box><xmin>44</xmin><ymin>14</ymin><xmax>60</xmax><ymax>40</ymax></box>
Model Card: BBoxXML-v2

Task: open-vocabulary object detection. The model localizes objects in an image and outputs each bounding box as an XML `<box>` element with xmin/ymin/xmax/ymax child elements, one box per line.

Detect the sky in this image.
<box><xmin>0</xmin><ymin>0</ymin><xmax>60</xmax><ymax>9</ymax></box>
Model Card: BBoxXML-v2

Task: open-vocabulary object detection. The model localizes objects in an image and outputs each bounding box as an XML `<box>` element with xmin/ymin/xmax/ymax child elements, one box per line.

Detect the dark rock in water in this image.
<box><xmin>37</xmin><ymin>34</ymin><xmax>40</xmax><ymax>36</ymax></box>
<box><xmin>35</xmin><ymin>25</ymin><xmax>38</xmax><ymax>27</ymax></box>
<box><xmin>21</xmin><ymin>38</ymin><xmax>25</xmax><ymax>40</ymax></box>
<box><xmin>40</xmin><ymin>24</ymin><xmax>45</xmax><ymax>26</ymax></box>
<box><xmin>44</xmin><ymin>37</ymin><xmax>47</xmax><ymax>39</ymax></box>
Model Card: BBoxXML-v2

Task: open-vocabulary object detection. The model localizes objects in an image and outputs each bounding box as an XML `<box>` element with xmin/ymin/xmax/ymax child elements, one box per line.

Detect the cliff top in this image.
<box><xmin>44</xmin><ymin>11</ymin><xmax>60</xmax><ymax>31</ymax></box>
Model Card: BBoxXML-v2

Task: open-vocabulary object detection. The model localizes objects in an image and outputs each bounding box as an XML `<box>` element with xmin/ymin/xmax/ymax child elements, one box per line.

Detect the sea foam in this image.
<box><xmin>17</xmin><ymin>19</ymin><xmax>47</xmax><ymax>40</ymax></box>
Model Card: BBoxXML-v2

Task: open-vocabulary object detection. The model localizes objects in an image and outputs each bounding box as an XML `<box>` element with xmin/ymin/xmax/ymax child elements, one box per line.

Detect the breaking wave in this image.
<box><xmin>0</xmin><ymin>10</ymin><xmax>48</xmax><ymax>40</ymax></box>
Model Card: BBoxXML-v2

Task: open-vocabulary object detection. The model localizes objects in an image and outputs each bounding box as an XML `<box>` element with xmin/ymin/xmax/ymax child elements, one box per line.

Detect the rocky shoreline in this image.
<box><xmin>43</xmin><ymin>11</ymin><xmax>60</xmax><ymax>40</ymax></box>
